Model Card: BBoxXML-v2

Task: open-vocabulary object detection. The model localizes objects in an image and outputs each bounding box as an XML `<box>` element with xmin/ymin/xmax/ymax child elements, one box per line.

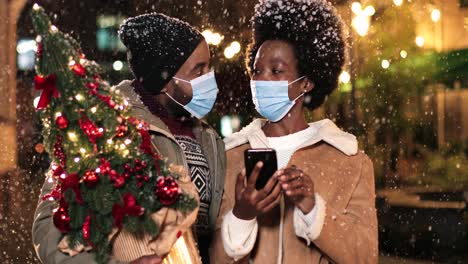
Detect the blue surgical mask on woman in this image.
<box><xmin>250</xmin><ymin>76</ymin><xmax>305</xmax><ymax>122</ymax></box>
<box><xmin>166</xmin><ymin>71</ymin><xmax>219</xmax><ymax>119</ymax></box>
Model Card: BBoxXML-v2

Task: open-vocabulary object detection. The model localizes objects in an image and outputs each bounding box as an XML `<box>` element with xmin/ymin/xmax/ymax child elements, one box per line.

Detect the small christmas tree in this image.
<box><xmin>31</xmin><ymin>4</ymin><xmax>197</xmax><ymax>263</ymax></box>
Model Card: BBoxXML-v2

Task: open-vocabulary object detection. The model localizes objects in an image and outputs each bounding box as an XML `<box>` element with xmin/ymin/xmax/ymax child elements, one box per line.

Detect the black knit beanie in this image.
<box><xmin>118</xmin><ymin>13</ymin><xmax>204</xmax><ymax>94</ymax></box>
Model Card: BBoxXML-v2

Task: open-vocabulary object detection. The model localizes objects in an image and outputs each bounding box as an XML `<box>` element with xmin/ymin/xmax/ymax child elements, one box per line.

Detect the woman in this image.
<box><xmin>210</xmin><ymin>0</ymin><xmax>378</xmax><ymax>263</ymax></box>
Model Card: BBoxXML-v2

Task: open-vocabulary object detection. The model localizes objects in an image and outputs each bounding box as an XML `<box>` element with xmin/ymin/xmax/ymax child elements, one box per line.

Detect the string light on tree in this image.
<box><xmin>75</xmin><ymin>94</ymin><xmax>84</xmax><ymax>101</ymax></box>
<box><xmin>68</xmin><ymin>131</ymin><xmax>78</xmax><ymax>142</ymax></box>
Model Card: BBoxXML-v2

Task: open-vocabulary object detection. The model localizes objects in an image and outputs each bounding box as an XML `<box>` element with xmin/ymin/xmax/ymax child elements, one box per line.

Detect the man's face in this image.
<box><xmin>163</xmin><ymin>40</ymin><xmax>211</xmax><ymax>107</ymax></box>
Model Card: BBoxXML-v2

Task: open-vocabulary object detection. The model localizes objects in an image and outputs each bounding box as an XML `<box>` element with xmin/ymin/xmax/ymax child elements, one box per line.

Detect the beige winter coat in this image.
<box><xmin>210</xmin><ymin>119</ymin><xmax>378</xmax><ymax>264</ymax></box>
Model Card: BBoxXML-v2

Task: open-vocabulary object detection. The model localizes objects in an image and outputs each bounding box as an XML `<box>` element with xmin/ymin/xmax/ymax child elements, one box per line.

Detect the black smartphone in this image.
<box><xmin>244</xmin><ymin>148</ymin><xmax>278</xmax><ymax>190</ymax></box>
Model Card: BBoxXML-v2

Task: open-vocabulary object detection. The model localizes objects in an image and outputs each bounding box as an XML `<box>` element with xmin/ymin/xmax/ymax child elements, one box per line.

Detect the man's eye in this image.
<box><xmin>272</xmin><ymin>70</ymin><xmax>282</xmax><ymax>74</ymax></box>
<box><xmin>253</xmin><ymin>69</ymin><xmax>261</xmax><ymax>75</ymax></box>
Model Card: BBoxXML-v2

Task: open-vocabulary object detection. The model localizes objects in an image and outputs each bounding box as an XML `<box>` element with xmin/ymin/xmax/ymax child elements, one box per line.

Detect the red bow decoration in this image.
<box><xmin>61</xmin><ymin>173</ymin><xmax>84</xmax><ymax>205</ymax></box>
<box><xmin>34</xmin><ymin>74</ymin><xmax>59</xmax><ymax>109</ymax></box>
<box><xmin>112</xmin><ymin>193</ymin><xmax>145</xmax><ymax>229</ymax></box>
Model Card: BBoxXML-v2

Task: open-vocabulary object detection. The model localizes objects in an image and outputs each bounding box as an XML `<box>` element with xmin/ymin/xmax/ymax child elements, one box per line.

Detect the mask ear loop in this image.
<box><xmin>172</xmin><ymin>76</ymin><xmax>191</xmax><ymax>83</ymax></box>
<box><xmin>165</xmin><ymin>92</ymin><xmax>186</xmax><ymax>107</ymax></box>
<box><xmin>292</xmin><ymin>92</ymin><xmax>305</xmax><ymax>102</ymax></box>
<box><xmin>288</xmin><ymin>75</ymin><xmax>306</xmax><ymax>85</ymax></box>
<box><xmin>167</xmin><ymin>76</ymin><xmax>192</xmax><ymax>106</ymax></box>
<box><xmin>289</xmin><ymin>76</ymin><xmax>306</xmax><ymax>102</ymax></box>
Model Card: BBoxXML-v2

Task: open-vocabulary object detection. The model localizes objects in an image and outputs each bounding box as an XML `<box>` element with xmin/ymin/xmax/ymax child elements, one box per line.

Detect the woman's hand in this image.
<box><xmin>277</xmin><ymin>166</ymin><xmax>315</xmax><ymax>214</ymax></box>
<box><xmin>130</xmin><ymin>255</ymin><xmax>164</xmax><ymax>264</ymax></box>
<box><xmin>232</xmin><ymin>162</ymin><xmax>282</xmax><ymax>220</ymax></box>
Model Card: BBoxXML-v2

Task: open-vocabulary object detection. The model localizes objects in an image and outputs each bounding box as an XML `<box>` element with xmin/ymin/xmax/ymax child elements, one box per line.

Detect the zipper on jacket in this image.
<box><xmin>208</xmin><ymin>129</ymin><xmax>218</xmax><ymax>194</ymax></box>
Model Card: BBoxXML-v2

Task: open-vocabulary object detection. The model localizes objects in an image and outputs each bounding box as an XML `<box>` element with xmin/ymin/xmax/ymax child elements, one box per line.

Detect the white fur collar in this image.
<box><xmin>224</xmin><ymin>118</ymin><xmax>358</xmax><ymax>156</ymax></box>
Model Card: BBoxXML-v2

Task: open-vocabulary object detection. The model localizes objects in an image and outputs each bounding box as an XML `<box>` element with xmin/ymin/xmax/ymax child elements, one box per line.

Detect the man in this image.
<box><xmin>32</xmin><ymin>13</ymin><xmax>225</xmax><ymax>264</ymax></box>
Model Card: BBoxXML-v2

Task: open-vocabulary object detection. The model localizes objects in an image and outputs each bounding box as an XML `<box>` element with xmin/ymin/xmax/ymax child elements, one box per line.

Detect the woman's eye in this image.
<box><xmin>252</xmin><ymin>69</ymin><xmax>260</xmax><ymax>75</ymax></box>
<box><xmin>272</xmin><ymin>69</ymin><xmax>282</xmax><ymax>74</ymax></box>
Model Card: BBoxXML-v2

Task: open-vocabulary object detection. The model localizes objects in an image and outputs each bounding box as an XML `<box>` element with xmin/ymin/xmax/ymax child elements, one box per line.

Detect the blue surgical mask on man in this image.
<box><xmin>250</xmin><ymin>76</ymin><xmax>305</xmax><ymax>122</ymax></box>
<box><xmin>166</xmin><ymin>71</ymin><xmax>219</xmax><ymax>119</ymax></box>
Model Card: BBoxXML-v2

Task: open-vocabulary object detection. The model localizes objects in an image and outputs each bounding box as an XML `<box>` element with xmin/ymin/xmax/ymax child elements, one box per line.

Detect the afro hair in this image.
<box><xmin>247</xmin><ymin>0</ymin><xmax>347</xmax><ymax>111</ymax></box>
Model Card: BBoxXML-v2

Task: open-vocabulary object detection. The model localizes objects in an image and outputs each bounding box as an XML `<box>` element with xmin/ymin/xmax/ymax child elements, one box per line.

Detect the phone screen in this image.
<box><xmin>244</xmin><ymin>148</ymin><xmax>278</xmax><ymax>190</ymax></box>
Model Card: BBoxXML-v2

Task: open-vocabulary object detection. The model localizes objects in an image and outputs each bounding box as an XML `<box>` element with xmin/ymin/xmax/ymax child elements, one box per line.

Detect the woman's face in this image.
<box><xmin>251</xmin><ymin>40</ymin><xmax>311</xmax><ymax>100</ymax></box>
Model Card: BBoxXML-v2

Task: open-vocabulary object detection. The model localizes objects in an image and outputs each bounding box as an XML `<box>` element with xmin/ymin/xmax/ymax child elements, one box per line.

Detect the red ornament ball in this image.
<box><xmin>53</xmin><ymin>205</ymin><xmax>71</xmax><ymax>233</ymax></box>
<box><xmin>55</xmin><ymin>115</ymin><xmax>69</xmax><ymax>130</ymax></box>
<box><xmin>155</xmin><ymin>177</ymin><xmax>179</xmax><ymax>206</ymax></box>
<box><xmin>114</xmin><ymin>176</ymin><xmax>126</xmax><ymax>188</ymax></box>
<box><xmin>83</xmin><ymin>170</ymin><xmax>99</xmax><ymax>188</ymax></box>
<box><xmin>109</xmin><ymin>170</ymin><xmax>119</xmax><ymax>180</ymax></box>
<box><xmin>71</xmin><ymin>63</ymin><xmax>87</xmax><ymax>77</ymax></box>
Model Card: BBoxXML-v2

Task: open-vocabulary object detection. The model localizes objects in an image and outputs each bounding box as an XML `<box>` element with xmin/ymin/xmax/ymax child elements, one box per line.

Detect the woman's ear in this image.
<box><xmin>303</xmin><ymin>77</ymin><xmax>314</xmax><ymax>93</ymax></box>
